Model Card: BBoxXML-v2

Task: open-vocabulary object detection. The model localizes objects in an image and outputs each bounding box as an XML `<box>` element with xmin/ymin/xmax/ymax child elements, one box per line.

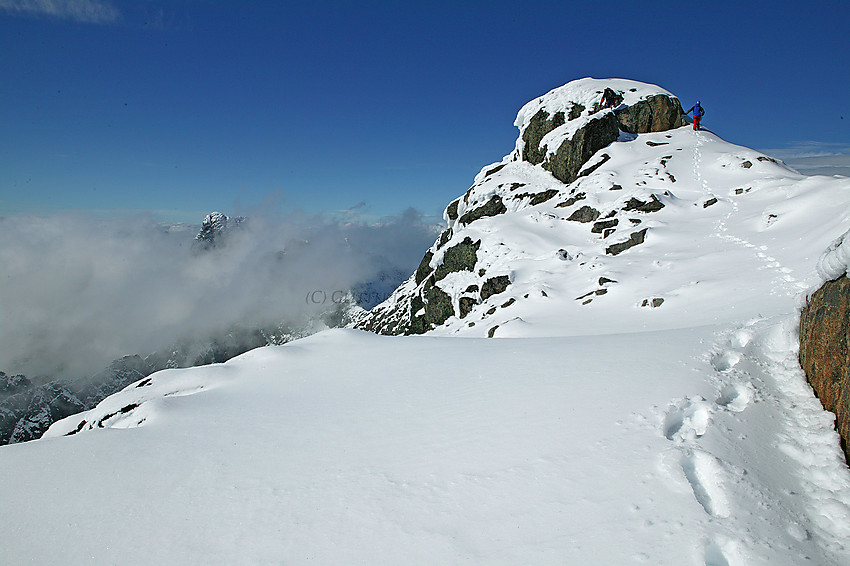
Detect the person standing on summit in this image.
<box><xmin>685</xmin><ymin>101</ymin><xmax>705</xmax><ymax>130</ymax></box>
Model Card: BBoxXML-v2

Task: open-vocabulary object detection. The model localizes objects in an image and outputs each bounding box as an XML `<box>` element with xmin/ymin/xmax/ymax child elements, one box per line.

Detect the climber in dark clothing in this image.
<box><xmin>685</xmin><ymin>101</ymin><xmax>705</xmax><ymax>130</ymax></box>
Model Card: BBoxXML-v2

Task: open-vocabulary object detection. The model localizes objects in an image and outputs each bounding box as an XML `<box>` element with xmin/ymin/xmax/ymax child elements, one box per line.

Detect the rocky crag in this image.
<box><xmin>351</xmin><ymin>78</ymin><xmax>692</xmax><ymax>335</ymax></box>
<box><xmin>800</xmin><ymin>233</ymin><xmax>850</xmax><ymax>463</ymax></box>
<box><xmin>351</xmin><ymin>77</ymin><xmax>850</xmax><ymax>347</ymax></box>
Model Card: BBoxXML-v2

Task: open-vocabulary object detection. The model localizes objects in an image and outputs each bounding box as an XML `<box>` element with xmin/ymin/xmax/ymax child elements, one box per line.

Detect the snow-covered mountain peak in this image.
<box><xmin>194</xmin><ymin>210</ymin><xmax>245</xmax><ymax>248</ymax></box>
<box><xmin>352</xmin><ymin>79</ymin><xmax>850</xmax><ymax>338</ymax></box>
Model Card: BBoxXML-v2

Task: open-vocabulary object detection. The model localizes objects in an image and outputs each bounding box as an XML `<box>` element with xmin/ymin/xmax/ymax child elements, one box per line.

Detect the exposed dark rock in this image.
<box><xmin>522</xmin><ymin>109</ymin><xmax>566</xmax><ymax>165</ymax></box>
<box><xmin>458</xmin><ymin>195</ymin><xmax>507</xmax><ymax>225</ymax></box>
<box><xmin>606</xmin><ymin>228</ymin><xmax>648</xmax><ymax>256</ymax></box>
<box><xmin>703</xmin><ymin>198</ymin><xmax>718</xmax><ymax>208</ymax></box>
<box><xmin>614</xmin><ymin>94</ymin><xmax>685</xmax><ymax>134</ymax></box>
<box><xmin>423</xmin><ymin>285</ymin><xmax>454</xmax><ymax>328</ymax></box>
<box><xmin>646</xmin><ymin>140</ymin><xmax>669</xmax><ymax>147</ymax></box>
<box><xmin>408</xmin><ymin>296</ymin><xmax>427</xmax><ymax>335</ymax></box>
<box><xmin>96</xmin><ymin>403</ymin><xmax>141</xmax><ymax>428</ymax></box>
<box><xmin>481</xmin><ymin>275</ymin><xmax>512</xmax><ymax>301</ymax></box>
<box><xmin>437</xmin><ymin>229</ymin><xmax>453</xmax><ymax>249</ymax></box>
<box><xmin>415</xmin><ymin>251</ymin><xmax>435</xmax><ymax>285</ymax></box>
<box><xmin>515</xmin><ymin>189</ymin><xmax>559</xmax><ymax>205</ymax></box>
<box><xmin>434</xmin><ymin>237</ymin><xmax>480</xmax><ymax>281</ymax></box>
<box><xmin>799</xmin><ymin>275</ymin><xmax>850</xmax><ymax>463</ymax></box>
<box><xmin>592</xmin><ymin>218</ymin><xmax>619</xmax><ymax>233</ymax></box>
<box><xmin>446</xmin><ymin>200</ymin><xmax>460</xmax><ymax>221</ymax></box>
<box><xmin>65</xmin><ymin>419</ymin><xmax>87</xmax><ymax>436</ymax></box>
<box><xmin>641</xmin><ymin>297</ymin><xmax>664</xmax><ymax>308</ymax></box>
<box><xmin>501</xmin><ymin>298</ymin><xmax>516</xmax><ymax>308</ymax></box>
<box><xmin>488</xmin><ymin>325</ymin><xmax>499</xmax><ymax>338</ymax></box>
<box><xmin>543</xmin><ymin>114</ymin><xmax>619</xmax><ymax>185</ymax></box>
<box><xmin>484</xmin><ymin>163</ymin><xmax>507</xmax><ymax>177</ymax></box>
<box><xmin>556</xmin><ymin>192</ymin><xmax>587</xmax><ymax>208</ymax></box>
<box><xmin>568</xmin><ymin>103</ymin><xmax>585</xmax><ymax>120</ymax></box>
<box><xmin>742</xmin><ymin>161</ymin><xmax>753</xmax><ymax>169</ymax></box>
<box><xmin>757</xmin><ymin>156</ymin><xmax>778</xmax><ymax>163</ymax></box>
<box><xmin>459</xmin><ymin>297</ymin><xmax>477</xmax><ymax>319</ymax></box>
<box><xmin>578</xmin><ymin>154</ymin><xmax>611</xmax><ymax>178</ymax></box>
<box><xmin>599</xmin><ymin>277</ymin><xmax>617</xmax><ymax>286</ymax></box>
<box><xmin>465</xmin><ymin>285</ymin><xmax>479</xmax><ymax>293</ymax></box>
<box><xmin>610</xmin><ymin>184</ymin><xmax>623</xmax><ymax>191</ymax></box>
<box><xmin>623</xmin><ymin>195</ymin><xmax>665</xmax><ymax>213</ymax></box>
<box><xmin>567</xmin><ymin>205</ymin><xmax>601</xmax><ymax>223</ymax></box>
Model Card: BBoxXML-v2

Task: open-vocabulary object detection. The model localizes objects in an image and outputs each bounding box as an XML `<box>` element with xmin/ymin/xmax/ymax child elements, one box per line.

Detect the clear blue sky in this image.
<box><xmin>1</xmin><ymin>0</ymin><xmax>848</xmax><ymax>223</ymax></box>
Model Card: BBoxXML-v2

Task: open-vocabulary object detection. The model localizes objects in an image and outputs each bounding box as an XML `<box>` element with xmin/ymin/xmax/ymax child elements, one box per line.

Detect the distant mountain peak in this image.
<box><xmin>195</xmin><ymin>211</ymin><xmax>245</xmax><ymax>248</ymax></box>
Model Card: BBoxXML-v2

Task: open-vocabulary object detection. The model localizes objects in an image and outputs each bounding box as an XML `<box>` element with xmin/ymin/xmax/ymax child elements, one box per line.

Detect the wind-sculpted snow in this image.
<box><xmin>816</xmin><ymin>229</ymin><xmax>850</xmax><ymax>282</ymax></box>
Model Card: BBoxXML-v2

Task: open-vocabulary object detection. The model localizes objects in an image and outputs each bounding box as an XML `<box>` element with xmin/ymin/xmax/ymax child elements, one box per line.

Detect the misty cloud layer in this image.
<box><xmin>0</xmin><ymin>210</ymin><xmax>437</xmax><ymax>382</ymax></box>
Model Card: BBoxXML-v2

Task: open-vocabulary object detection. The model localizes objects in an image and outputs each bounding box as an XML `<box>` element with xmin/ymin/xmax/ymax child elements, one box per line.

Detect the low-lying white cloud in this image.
<box><xmin>761</xmin><ymin>142</ymin><xmax>850</xmax><ymax>177</ymax></box>
<box><xmin>0</xmin><ymin>209</ymin><xmax>437</xmax><ymax>381</ymax></box>
<box><xmin>0</xmin><ymin>0</ymin><xmax>120</xmax><ymax>24</ymax></box>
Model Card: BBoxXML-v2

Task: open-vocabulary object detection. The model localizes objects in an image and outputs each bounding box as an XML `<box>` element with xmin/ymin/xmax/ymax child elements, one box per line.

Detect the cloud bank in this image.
<box><xmin>0</xmin><ymin>0</ymin><xmax>120</xmax><ymax>24</ymax></box>
<box><xmin>761</xmin><ymin>142</ymin><xmax>850</xmax><ymax>177</ymax></box>
<box><xmin>0</xmin><ymin>210</ymin><xmax>437</xmax><ymax>382</ymax></box>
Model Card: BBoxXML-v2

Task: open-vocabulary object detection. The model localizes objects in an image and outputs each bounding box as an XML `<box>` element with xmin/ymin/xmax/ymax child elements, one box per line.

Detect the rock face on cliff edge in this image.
<box><xmin>800</xmin><ymin>232</ymin><xmax>850</xmax><ymax>464</ymax></box>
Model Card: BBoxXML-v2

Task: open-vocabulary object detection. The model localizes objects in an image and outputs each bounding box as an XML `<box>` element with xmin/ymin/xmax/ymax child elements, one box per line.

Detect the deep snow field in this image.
<box><xmin>3</xmin><ymin>79</ymin><xmax>850</xmax><ymax>565</ymax></box>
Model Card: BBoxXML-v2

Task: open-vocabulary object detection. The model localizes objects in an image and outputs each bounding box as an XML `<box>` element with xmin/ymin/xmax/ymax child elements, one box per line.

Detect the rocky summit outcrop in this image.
<box><xmin>517</xmin><ymin>79</ymin><xmax>684</xmax><ymax>185</ymax></box>
<box><xmin>800</xmin><ymin>276</ymin><xmax>850</xmax><ymax>463</ymax></box>
<box><xmin>351</xmin><ymin>78</ymin><xmax>687</xmax><ymax>336</ymax></box>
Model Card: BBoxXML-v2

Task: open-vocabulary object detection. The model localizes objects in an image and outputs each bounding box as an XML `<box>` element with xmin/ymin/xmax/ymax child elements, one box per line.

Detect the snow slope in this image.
<box><xmin>2</xmin><ymin>78</ymin><xmax>850</xmax><ymax>565</ymax></box>
<box><xmin>360</xmin><ymin>126</ymin><xmax>850</xmax><ymax>338</ymax></box>
<box><xmin>2</xmin><ymin>327</ymin><xmax>848</xmax><ymax>565</ymax></box>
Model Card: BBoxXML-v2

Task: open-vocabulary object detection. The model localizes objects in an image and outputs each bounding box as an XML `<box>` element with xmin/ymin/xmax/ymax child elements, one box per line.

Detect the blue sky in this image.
<box><xmin>1</xmin><ymin>0</ymin><xmax>848</xmax><ymax>224</ymax></box>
